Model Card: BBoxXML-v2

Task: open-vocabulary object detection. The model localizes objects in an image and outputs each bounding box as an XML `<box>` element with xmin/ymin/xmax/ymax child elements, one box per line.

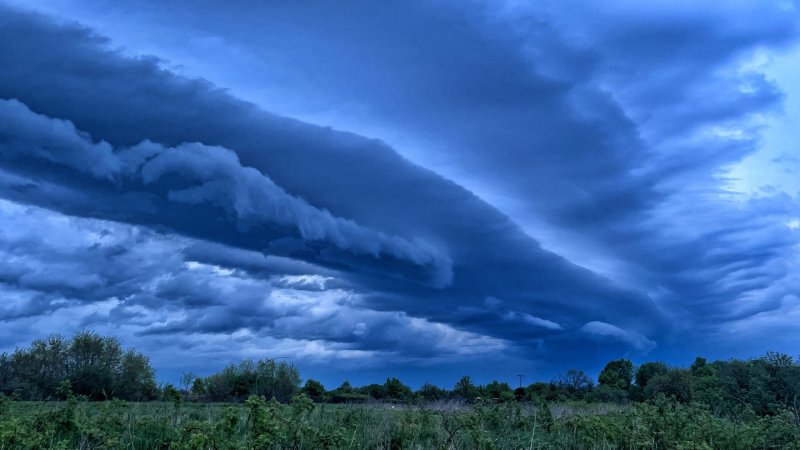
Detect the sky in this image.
<box><xmin>0</xmin><ymin>0</ymin><xmax>798</xmax><ymax>388</ymax></box>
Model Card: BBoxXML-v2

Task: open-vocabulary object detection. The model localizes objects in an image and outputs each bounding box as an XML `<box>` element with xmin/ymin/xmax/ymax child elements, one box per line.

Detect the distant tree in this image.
<box><xmin>762</xmin><ymin>351</ymin><xmax>794</xmax><ymax>367</ymax></box>
<box><xmin>384</xmin><ymin>377</ymin><xmax>412</xmax><ymax>401</ymax></box>
<box><xmin>361</xmin><ymin>383</ymin><xmax>387</xmax><ymax>400</ymax></box>
<box><xmin>690</xmin><ymin>357</ymin><xmax>716</xmax><ymax>378</ymax></box>
<box><xmin>273</xmin><ymin>360</ymin><xmax>301</xmax><ymax>402</ymax></box>
<box><xmin>190</xmin><ymin>377</ymin><xmax>206</xmax><ymax>396</ymax></box>
<box><xmin>1</xmin><ymin>332</ymin><xmax>155</xmax><ymax>401</ymax></box>
<box><xmin>645</xmin><ymin>369</ymin><xmax>692</xmax><ymax>403</ymax></box>
<box><xmin>0</xmin><ymin>353</ymin><xmax>11</xmax><ymax>396</ymax></box>
<box><xmin>483</xmin><ymin>380</ymin><xmax>513</xmax><ymax>402</ymax></box>
<box><xmin>598</xmin><ymin>359</ymin><xmax>634</xmax><ymax>390</ymax></box>
<box><xmin>417</xmin><ymin>383</ymin><xmax>448</xmax><ymax>402</ymax></box>
<box><xmin>328</xmin><ymin>381</ymin><xmax>370</xmax><ymax>404</ymax></box>
<box><xmin>115</xmin><ymin>350</ymin><xmax>157</xmax><ymax>401</ymax></box>
<box><xmin>200</xmin><ymin>358</ymin><xmax>300</xmax><ymax>402</ymax></box>
<box><xmin>336</xmin><ymin>381</ymin><xmax>352</xmax><ymax>393</ymax></box>
<box><xmin>180</xmin><ymin>372</ymin><xmax>196</xmax><ymax>391</ymax></box>
<box><xmin>635</xmin><ymin>362</ymin><xmax>669</xmax><ymax>388</ymax></box>
<box><xmin>301</xmin><ymin>379</ymin><xmax>327</xmax><ymax>403</ymax></box>
<box><xmin>592</xmin><ymin>385</ymin><xmax>629</xmax><ymax>403</ymax></box>
<box><xmin>69</xmin><ymin>332</ymin><xmax>123</xmax><ymax>400</ymax></box>
<box><xmin>760</xmin><ymin>351</ymin><xmax>800</xmax><ymax>414</ymax></box>
<box><xmin>453</xmin><ymin>376</ymin><xmax>479</xmax><ymax>402</ymax></box>
<box><xmin>555</xmin><ymin>369</ymin><xmax>593</xmax><ymax>395</ymax></box>
<box><xmin>162</xmin><ymin>383</ymin><xmax>181</xmax><ymax>404</ymax></box>
<box><xmin>525</xmin><ymin>382</ymin><xmax>555</xmax><ymax>402</ymax></box>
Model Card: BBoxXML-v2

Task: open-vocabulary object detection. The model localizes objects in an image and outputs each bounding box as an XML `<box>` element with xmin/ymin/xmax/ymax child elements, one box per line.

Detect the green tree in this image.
<box><xmin>2</xmin><ymin>332</ymin><xmax>155</xmax><ymax>401</ymax></box>
<box><xmin>69</xmin><ymin>331</ymin><xmax>123</xmax><ymax>400</ymax></box>
<box><xmin>384</xmin><ymin>377</ymin><xmax>412</xmax><ymax>401</ymax></box>
<box><xmin>301</xmin><ymin>379</ymin><xmax>327</xmax><ymax>402</ymax></box>
<box><xmin>453</xmin><ymin>376</ymin><xmax>479</xmax><ymax>402</ymax></box>
<box><xmin>690</xmin><ymin>357</ymin><xmax>716</xmax><ymax>377</ymax></box>
<box><xmin>190</xmin><ymin>377</ymin><xmax>206</xmax><ymax>396</ymax></box>
<box><xmin>115</xmin><ymin>349</ymin><xmax>157</xmax><ymax>400</ymax></box>
<box><xmin>360</xmin><ymin>383</ymin><xmax>387</xmax><ymax>400</ymax></box>
<box><xmin>417</xmin><ymin>383</ymin><xmax>448</xmax><ymax>402</ymax></box>
<box><xmin>557</xmin><ymin>369</ymin><xmax>593</xmax><ymax>394</ymax></box>
<box><xmin>635</xmin><ymin>361</ymin><xmax>669</xmax><ymax>388</ymax></box>
<box><xmin>599</xmin><ymin>359</ymin><xmax>634</xmax><ymax>390</ymax></box>
<box><xmin>645</xmin><ymin>369</ymin><xmax>692</xmax><ymax>403</ymax></box>
<box><xmin>483</xmin><ymin>380</ymin><xmax>513</xmax><ymax>401</ymax></box>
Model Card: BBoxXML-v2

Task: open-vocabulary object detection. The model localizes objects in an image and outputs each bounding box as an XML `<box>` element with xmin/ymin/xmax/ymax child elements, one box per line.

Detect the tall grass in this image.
<box><xmin>1</xmin><ymin>394</ymin><xmax>798</xmax><ymax>449</ymax></box>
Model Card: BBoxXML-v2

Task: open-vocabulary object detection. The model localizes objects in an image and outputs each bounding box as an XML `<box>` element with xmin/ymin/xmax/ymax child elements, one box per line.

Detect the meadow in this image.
<box><xmin>2</xmin><ymin>395</ymin><xmax>799</xmax><ymax>449</ymax></box>
<box><xmin>2</xmin><ymin>333</ymin><xmax>800</xmax><ymax>449</ymax></box>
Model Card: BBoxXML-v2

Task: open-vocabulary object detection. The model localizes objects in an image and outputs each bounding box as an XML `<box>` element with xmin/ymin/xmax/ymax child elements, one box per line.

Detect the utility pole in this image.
<box><xmin>517</xmin><ymin>374</ymin><xmax>525</xmax><ymax>389</ymax></box>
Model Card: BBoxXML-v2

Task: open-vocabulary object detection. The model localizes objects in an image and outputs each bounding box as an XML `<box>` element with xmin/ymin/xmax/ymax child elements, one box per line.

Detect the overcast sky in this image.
<box><xmin>0</xmin><ymin>0</ymin><xmax>798</xmax><ymax>387</ymax></box>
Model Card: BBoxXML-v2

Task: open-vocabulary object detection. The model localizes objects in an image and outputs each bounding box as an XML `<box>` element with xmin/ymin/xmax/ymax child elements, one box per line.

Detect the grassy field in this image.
<box><xmin>2</xmin><ymin>395</ymin><xmax>800</xmax><ymax>449</ymax></box>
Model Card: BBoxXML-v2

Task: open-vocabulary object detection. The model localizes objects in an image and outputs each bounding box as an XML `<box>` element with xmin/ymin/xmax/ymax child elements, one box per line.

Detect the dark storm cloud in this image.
<box><xmin>43</xmin><ymin>0</ymin><xmax>797</xmax><ymax>343</ymax></box>
<box><xmin>0</xmin><ymin>3</ymin><xmax>666</xmax><ymax>366</ymax></box>
<box><xmin>0</xmin><ymin>97</ymin><xmax>453</xmax><ymax>287</ymax></box>
<box><xmin>1</xmin><ymin>0</ymin><xmax>799</xmax><ymax>379</ymax></box>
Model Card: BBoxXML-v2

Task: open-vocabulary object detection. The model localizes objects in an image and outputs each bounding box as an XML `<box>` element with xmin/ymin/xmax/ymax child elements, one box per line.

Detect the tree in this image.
<box><xmin>635</xmin><ymin>362</ymin><xmax>669</xmax><ymax>388</ymax></box>
<box><xmin>361</xmin><ymin>383</ymin><xmax>387</xmax><ymax>400</ymax></box>
<box><xmin>384</xmin><ymin>377</ymin><xmax>412</xmax><ymax>401</ymax></box>
<box><xmin>180</xmin><ymin>372</ymin><xmax>196</xmax><ymax>391</ymax></box>
<box><xmin>115</xmin><ymin>350</ymin><xmax>157</xmax><ymax>401</ymax></box>
<box><xmin>645</xmin><ymin>369</ymin><xmax>692</xmax><ymax>403</ymax></box>
<box><xmin>1</xmin><ymin>332</ymin><xmax>155</xmax><ymax>401</ymax></box>
<box><xmin>417</xmin><ymin>383</ymin><xmax>448</xmax><ymax>402</ymax></box>
<box><xmin>526</xmin><ymin>382</ymin><xmax>556</xmax><ymax>402</ymax></box>
<box><xmin>690</xmin><ymin>357</ymin><xmax>715</xmax><ymax>378</ymax></box>
<box><xmin>550</xmin><ymin>370</ymin><xmax>594</xmax><ymax>400</ymax></box>
<box><xmin>0</xmin><ymin>353</ymin><xmax>12</xmax><ymax>396</ymax></box>
<box><xmin>162</xmin><ymin>383</ymin><xmax>181</xmax><ymax>404</ymax></box>
<box><xmin>453</xmin><ymin>376</ymin><xmax>479</xmax><ymax>402</ymax></box>
<box><xmin>191</xmin><ymin>377</ymin><xmax>206</xmax><ymax>396</ymax></box>
<box><xmin>200</xmin><ymin>358</ymin><xmax>300</xmax><ymax>402</ymax></box>
<box><xmin>483</xmin><ymin>380</ymin><xmax>513</xmax><ymax>402</ymax></box>
<box><xmin>69</xmin><ymin>332</ymin><xmax>123</xmax><ymax>400</ymax></box>
<box><xmin>599</xmin><ymin>359</ymin><xmax>634</xmax><ymax>390</ymax></box>
<box><xmin>301</xmin><ymin>379</ymin><xmax>327</xmax><ymax>402</ymax></box>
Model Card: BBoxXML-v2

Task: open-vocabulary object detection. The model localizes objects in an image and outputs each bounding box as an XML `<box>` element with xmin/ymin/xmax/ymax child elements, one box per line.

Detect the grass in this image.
<box><xmin>1</xmin><ymin>395</ymin><xmax>799</xmax><ymax>449</ymax></box>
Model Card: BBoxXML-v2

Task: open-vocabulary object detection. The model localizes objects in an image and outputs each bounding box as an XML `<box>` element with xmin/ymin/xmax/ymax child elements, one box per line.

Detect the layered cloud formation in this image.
<box><xmin>0</xmin><ymin>1</ymin><xmax>798</xmax><ymax>384</ymax></box>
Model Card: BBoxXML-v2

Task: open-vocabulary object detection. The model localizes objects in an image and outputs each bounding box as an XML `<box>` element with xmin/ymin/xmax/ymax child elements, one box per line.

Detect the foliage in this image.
<box><xmin>301</xmin><ymin>379</ymin><xmax>327</xmax><ymax>403</ymax></box>
<box><xmin>3</xmin><ymin>332</ymin><xmax>800</xmax><ymax>449</ymax></box>
<box><xmin>598</xmin><ymin>358</ymin><xmax>634</xmax><ymax>390</ymax></box>
<box><xmin>453</xmin><ymin>376</ymin><xmax>479</xmax><ymax>402</ymax></box>
<box><xmin>201</xmin><ymin>358</ymin><xmax>301</xmax><ymax>403</ymax></box>
<box><xmin>0</xmin><ymin>332</ymin><xmax>157</xmax><ymax>401</ymax></box>
<box><xmin>634</xmin><ymin>361</ymin><xmax>669</xmax><ymax>396</ymax></box>
<box><xmin>1</xmin><ymin>396</ymin><xmax>799</xmax><ymax>449</ymax></box>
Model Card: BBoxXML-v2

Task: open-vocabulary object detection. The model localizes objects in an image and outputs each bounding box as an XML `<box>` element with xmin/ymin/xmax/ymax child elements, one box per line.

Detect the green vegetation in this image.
<box><xmin>0</xmin><ymin>332</ymin><xmax>157</xmax><ymax>401</ymax></box>
<box><xmin>1</xmin><ymin>333</ymin><xmax>800</xmax><ymax>448</ymax></box>
<box><xmin>1</xmin><ymin>394</ymin><xmax>799</xmax><ymax>449</ymax></box>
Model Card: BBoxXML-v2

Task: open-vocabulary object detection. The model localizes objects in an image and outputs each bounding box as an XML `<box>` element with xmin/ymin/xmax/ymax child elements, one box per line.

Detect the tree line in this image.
<box><xmin>296</xmin><ymin>353</ymin><xmax>799</xmax><ymax>420</ymax></box>
<box><xmin>0</xmin><ymin>332</ymin><xmax>300</xmax><ymax>403</ymax></box>
<box><xmin>0</xmin><ymin>332</ymin><xmax>157</xmax><ymax>401</ymax></box>
<box><xmin>2</xmin><ymin>332</ymin><xmax>799</xmax><ymax>426</ymax></box>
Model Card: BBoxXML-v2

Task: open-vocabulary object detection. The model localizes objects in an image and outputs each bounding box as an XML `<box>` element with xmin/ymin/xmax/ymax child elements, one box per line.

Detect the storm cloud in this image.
<box><xmin>0</xmin><ymin>0</ymin><xmax>798</xmax><ymax>384</ymax></box>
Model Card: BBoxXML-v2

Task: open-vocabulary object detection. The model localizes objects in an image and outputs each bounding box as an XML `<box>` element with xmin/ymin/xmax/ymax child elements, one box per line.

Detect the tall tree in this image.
<box><xmin>599</xmin><ymin>359</ymin><xmax>634</xmax><ymax>390</ymax></box>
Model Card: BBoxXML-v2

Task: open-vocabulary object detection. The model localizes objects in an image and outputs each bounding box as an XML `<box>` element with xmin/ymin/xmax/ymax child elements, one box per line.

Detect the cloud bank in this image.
<box><xmin>0</xmin><ymin>0</ymin><xmax>798</xmax><ymax>384</ymax></box>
